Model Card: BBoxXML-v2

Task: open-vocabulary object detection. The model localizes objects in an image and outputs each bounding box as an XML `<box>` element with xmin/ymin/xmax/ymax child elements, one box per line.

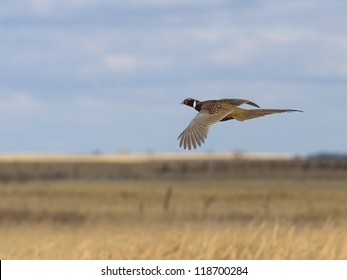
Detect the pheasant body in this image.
<box><xmin>178</xmin><ymin>98</ymin><xmax>302</xmax><ymax>150</ymax></box>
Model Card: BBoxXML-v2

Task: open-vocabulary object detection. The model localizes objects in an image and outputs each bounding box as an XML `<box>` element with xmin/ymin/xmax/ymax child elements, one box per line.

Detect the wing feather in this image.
<box><xmin>178</xmin><ymin>108</ymin><xmax>233</xmax><ymax>150</ymax></box>
<box><xmin>220</xmin><ymin>99</ymin><xmax>260</xmax><ymax>108</ymax></box>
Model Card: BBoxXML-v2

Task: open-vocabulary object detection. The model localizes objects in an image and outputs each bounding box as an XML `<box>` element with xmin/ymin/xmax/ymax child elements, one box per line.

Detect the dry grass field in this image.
<box><xmin>1</xmin><ymin>177</ymin><xmax>347</xmax><ymax>259</ymax></box>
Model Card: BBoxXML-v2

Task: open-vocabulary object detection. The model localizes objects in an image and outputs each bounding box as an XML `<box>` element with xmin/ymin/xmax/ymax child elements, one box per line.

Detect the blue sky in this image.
<box><xmin>0</xmin><ymin>0</ymin><xmax>346</xmax><ymax>154</ymax></box>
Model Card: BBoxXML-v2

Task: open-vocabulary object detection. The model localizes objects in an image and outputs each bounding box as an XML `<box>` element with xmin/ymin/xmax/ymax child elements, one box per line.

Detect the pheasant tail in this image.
<box><xmin>235</xmin><ymin>109</ymin><xmax>303</xmax><ymax>121</ymax></box>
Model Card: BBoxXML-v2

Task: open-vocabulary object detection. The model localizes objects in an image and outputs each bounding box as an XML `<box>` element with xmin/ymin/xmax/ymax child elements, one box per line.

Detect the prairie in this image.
<box><xmin>1</xmin><ymin>177</ymin><xmax>347</xmax><ymax>259</ymax></box>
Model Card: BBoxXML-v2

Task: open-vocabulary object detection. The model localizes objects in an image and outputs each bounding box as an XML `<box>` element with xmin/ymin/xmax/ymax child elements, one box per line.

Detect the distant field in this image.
<box><xmin>0</xmin><ymin>153</ymin><xmax>346</xmax><ymax>181</ymax></box>
<box><xmin>1</xmin><ymin>177</ymin><xmax>347</xmax><ymax>259</ymax></box>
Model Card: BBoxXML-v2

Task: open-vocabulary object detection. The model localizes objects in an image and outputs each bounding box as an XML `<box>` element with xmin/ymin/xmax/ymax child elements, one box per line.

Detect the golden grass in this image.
<box><xmin>1</xmin><ymin>179</ymin><xmax>347</xmax><ymax>259</ymax></box>
<box><xmin>1</xmin><ymin>221</ymin><xmax>347</xmax><ymax>259</ymax></box>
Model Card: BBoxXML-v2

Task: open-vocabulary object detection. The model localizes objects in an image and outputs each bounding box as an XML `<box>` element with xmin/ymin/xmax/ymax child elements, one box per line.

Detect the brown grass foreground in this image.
<box><xmin>1</xmin><ymin>179</ymin><xmax>347</xmax><ymax>259</ymax></box>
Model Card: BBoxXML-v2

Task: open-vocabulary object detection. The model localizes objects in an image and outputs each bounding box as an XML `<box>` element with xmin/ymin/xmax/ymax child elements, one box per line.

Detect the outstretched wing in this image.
<box><xmin>220</xmin><ymin>99</ymin><xmax>260</xmax><ymax>108</ymax></box>
<box><xmin>178</xmin><ymin>108</ymin><xmax>232</xmax><ymax>150</ymax></box>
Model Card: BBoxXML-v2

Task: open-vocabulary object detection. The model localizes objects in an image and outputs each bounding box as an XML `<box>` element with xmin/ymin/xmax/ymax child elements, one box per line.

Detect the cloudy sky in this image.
<box><xmin>1</xmin><ymin>0</ymin><xmax>346</xmax><ymax>155</ymax></box>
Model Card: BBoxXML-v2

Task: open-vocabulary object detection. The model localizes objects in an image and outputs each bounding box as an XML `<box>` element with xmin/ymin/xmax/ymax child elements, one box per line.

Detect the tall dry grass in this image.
<box><xmin>1</xmin><ymin>179</ymin><xmax>347</xmax><ymax>259</ymax></box>
<box><xmin>1</xmin><ymin>221</ymin><xmax>347</xmax><ymax>259</ymax></box>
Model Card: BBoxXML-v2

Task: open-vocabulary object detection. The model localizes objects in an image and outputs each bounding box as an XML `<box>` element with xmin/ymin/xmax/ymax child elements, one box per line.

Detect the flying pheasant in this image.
<box><xmin>178</xmin><ymin>98</ymin><xmax>302</xmax><ymax>150</ymax></box>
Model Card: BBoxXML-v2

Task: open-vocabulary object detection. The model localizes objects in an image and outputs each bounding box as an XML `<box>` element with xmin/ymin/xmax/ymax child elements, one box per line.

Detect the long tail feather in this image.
<box><xmin>234</xmin><ymin>109</ymin><xmax>303</xmax><ymax>121</ymax></box>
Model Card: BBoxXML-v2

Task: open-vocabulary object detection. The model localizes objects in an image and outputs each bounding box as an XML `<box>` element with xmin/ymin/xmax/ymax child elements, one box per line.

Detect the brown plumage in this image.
<box><xmin>178</xmin><ymin>98</ymin><xmax>302</xmax><ymax>150</ymax></box>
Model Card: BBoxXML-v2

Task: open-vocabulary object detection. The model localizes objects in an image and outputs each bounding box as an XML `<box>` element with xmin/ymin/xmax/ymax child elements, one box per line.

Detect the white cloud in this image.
<box><xmin>304</xmin><ymin>35</ymin><xmax>347</xmax><ymax>78</ymax></box>
<box><xmin>105</xmin><ymin>53</ymin><xmax>172</xmax><ymax>72</ymax></box>
<box><xmin>0</xmin><ymin>94</ymin><xmax>43</xmax><ymax>112</ymax></box>
<box><xmin>82</xmin><ymin>53</ymin><xmax>172</xmax><ymax>76</ymax></box>
<box><xmin>260</xmin><ymin>30</ymin><xmax>300</xmax><ymax>44</ymax></box>
<box><xmin>104</xmin><ymin>54</ymin><xmax>139</xmax><ymax>72</ymax></box>
<box><xmin>128</xmin><ymin>0</ymin><xmax>226</xmax><ymax>8</ymax></box>
<box><xmin>30</xmin><ymin>0</ymin><xmax>54</xmax><ymax>16</ymax></box>
<box><xmin>206</xmin><ymin>46</ymin><xmax>255</xmax><ymax>67</ymax></box>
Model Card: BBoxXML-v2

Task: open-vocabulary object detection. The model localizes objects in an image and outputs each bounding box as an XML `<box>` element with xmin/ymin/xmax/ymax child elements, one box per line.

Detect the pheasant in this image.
<box><xmin>178</xmin><ymin>98</ymin><xmax>302</xmax><ymax>150</ymax></box>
